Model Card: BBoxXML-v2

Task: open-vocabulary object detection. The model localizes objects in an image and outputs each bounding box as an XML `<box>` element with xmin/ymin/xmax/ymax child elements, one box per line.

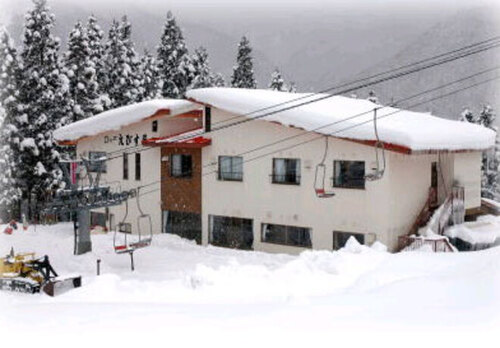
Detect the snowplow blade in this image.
<box><xmin>42</xmin><ymin>276</ymin><xmax>81</xmax><ymax>297</ymax></box>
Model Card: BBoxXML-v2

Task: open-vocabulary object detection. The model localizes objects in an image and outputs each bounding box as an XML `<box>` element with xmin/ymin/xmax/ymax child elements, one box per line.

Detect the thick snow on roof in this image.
<box><xmin>187</xmin><ymin>88</ymin><xmax>496</xmax><ymax>151</ymax></box>
<box><xmin>54</xmin><ymin>99</ymin><xmax>201</xmax><ymax>142</ymax></box>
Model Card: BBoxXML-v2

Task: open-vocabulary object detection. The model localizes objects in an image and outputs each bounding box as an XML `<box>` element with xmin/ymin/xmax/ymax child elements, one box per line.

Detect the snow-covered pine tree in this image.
<box><xmin>459</xmin><ymin>107</ymin><xmax>475</xmax><ymax>123</ymax></box>
<box><xmin>65</xmin><ymin>21</ymin><xmax>103</xmax><ymax>122</ymax></box>
<box><xmin>156</xmin><ymin>11</ymin><xmax>192</xmax><ymax>98</ymax></box>
<box><xmin>212</xmin><ymin>73</ymin><xmax>226</xmax><ymax>87</ymax></box>
<box><xmin>288</xmin><ymin>82</ymin><xmax>297</xmax><ymax>93</ymax></box>
<box><xmin>139</xmin><ymin>49</ymin><xmax>162</xmax><ymax>100</ymax></box>
<box><xmin>477</xmin><ymin>105</ymin><xmax>500</xmax><ymax>200</ymax></box>
<box><xmin>479</xmin><ymin>105</ymin><xmax>495</xmax><ymax>129</ymax></box>
<box><xmin>17</xmin><ymin>0</ymin><xmax>72</xmax><ymax>218</ymax></box>
<box><xmin>86</xmin><ymin>14</ymin><xmax>110</xmax><ymax>110</ymax></box>
<box><xmin>231</xmin><ymin>36</ymin><xmax>257</xmax><ymax>89</ymax></box>
<box><xmin>104</xmin><ymin>16</ymin><xmax>141</xmax><ymax>108</ymax></box>
<box><xmin>190</xmin><ymin>47</ymin><xmax>215</xmax><ymax>89</ymax></box>
<box><xmin>367</xmin><ymin>90</ymin><xmax>378</xmax><ymax>104</ymax></box>
<box><xmin>268</xmin><ymin>68</ymin><xmax>286</xmax><ymax>91</ymax></box>
<box><xmin>0</xmin><ymin>28</ymin><xmax>23</xmax><ymax>219</ymax></box>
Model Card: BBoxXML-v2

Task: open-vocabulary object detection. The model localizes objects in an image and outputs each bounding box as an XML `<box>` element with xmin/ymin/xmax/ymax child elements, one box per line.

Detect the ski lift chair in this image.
<box><xmin>314</xmin><ymin>137</ymin><xmax>336</xmax><ymax>198</ymax></box>
<box><xmin>365</xmin><ymin>108</ymin><xmax>386</xmax><ymax>182</ymax></box>
<box><xmin>113</xmin><ymin>189</ymin><xmax>152</xmax><ymax>271</ymax></box>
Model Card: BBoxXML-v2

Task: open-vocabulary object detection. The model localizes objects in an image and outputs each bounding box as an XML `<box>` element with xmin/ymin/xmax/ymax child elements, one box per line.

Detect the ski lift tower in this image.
<box><xmin>43</xmin><ymin>156</ymin><xmax>136</xmax><ymax>255</ymax></box>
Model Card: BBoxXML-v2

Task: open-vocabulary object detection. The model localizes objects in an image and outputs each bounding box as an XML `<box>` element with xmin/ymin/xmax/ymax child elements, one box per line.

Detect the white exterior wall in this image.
<box><xmin>201</xmin><ymin>109</ymin><xmax>484</xmax><ymax>253</ymax></box>
<box><xmin>76</xmin><ymin>115</ymin><xmax>201</xmax><ymax>235</ymax></box>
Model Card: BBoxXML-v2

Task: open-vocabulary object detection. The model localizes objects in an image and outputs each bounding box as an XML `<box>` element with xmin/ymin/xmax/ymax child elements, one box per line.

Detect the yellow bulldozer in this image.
<box><xmin>0</xmin><ymin>249</ymin><xmax>81</xmax><ymax>296</ymax></box>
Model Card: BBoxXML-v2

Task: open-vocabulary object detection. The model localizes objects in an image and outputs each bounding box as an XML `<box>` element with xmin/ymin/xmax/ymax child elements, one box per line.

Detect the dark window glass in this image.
<box><xmin>123</xmin><ymin>153</ymin><xmax>129</xmax><ymax>180</ymax></box>
<box><xmin>272</xmin><ymin>158</ymin><xmax>300</xmax><ymax>185</ymax></box>
<box><xmin>171</xmin><ymin>154</ymin><xmax>192</xmax><ymax>178</ymax></box>
<box><xmin>333</xmin><ymin>161</ymin><xmax>365</xmax><ymax>189</ymax></box>
<box><xmin>209</xmin><ymin>215</ymin><xmax>253</xmax><ymax>250</ymax></box>
<box><xmin>88</xmin><ymin>151</ymin><xmax>107</xmax><ymax>173</ymax></box>
<box><xmin>164</xmin><ymin>211</ymin><xmax>201</xmax><ymax>244</ymax></box>
<box><xmin>218</xmin><ymin>156</ymin><xmax>243</xmax><ymax>181</ymax></box>
<box><xmin>332</xmin><ymin>231</ymin><xmax>365</xmax><ymax>250</ymax></box>
<box><xmin>152</xmin><ymin>120</ymin><xmax>158</xmax><ymax>132</ymax></box>
<box><xmin>135</xmin><ymin>153</ymin><xmax>141</xmax><ymax>181</ymax></box>
<box><xmin>205</xmin><ymin>106</ymin><xmax>211</xmax><ymax>132</ymax></box>
<box><xmin>90</xmin><ymin>212</ymin><xmax>106</xmax><ymax>228</ymax></box>
<box><xmin>261</xmin><ymin>223</ymin><xmax>312</xmax><ymax>248</ymax></box>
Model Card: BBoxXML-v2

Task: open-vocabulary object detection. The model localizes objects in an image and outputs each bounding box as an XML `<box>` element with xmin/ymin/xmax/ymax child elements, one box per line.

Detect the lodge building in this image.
<box><xmin>53</xmin><ymin>88</ymin><xmax>496</xmax><ymax>253</ymax></box>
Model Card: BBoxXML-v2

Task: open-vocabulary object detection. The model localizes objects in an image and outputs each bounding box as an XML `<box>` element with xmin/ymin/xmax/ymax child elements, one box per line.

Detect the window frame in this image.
<box><xmin>170</xmin><ymin>154</ymin><xmax>193</xmax><ymax>178</ymax></box>
<box><xmin>218</xmin><ymin>156</ymin><xmax>243</xmax><ymax>182</ymax></box>
<box><xmin>135</xmin><ymin>153</ymin><xmax>141</xmax><ymax>181</ymax></box>
<box><xmin>332</xmin><ymin>160</ymin><xmax>365</xmax><ymax>189</ymax></box>
<box><xmin>88</xmin><ymin>151</ymin><xmax>107</xmax><ymax>173</ymax></box>
<box><xmin>152</xmin><ymin>120</ymin><xmax>158</xmax><ymax>132</ymax></box>
<box><xmin>271</xmin><ymin>158</ymin><xmax>301</xmax><ymax>185</ymax></box>
<box><xmin>261</xmin><ymin>223</ymin><xmax>312</xmax><ymax>248</ymax></box>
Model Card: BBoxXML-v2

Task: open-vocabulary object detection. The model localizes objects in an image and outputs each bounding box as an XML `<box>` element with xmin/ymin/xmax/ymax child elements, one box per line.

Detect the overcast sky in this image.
<box><xmin>1</xmin><ymin>0</ymin><xmax>499</xmax><ymax>26</ymax></box>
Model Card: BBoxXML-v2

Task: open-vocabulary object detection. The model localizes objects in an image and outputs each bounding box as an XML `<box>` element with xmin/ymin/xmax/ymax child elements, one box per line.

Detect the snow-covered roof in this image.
<box><xmin>186</xmin><ymin>88</ymin><xmax>496</xmax><ymax>152</ymax></box>
<box><xmin>54</xmin><ymin>99</ymin><xmax>201</xmax><ymax>142</ymax></box>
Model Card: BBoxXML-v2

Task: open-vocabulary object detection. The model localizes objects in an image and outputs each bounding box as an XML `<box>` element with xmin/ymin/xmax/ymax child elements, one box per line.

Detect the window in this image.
<box><xmin>262</xmin><ymin>223</ymin><xmax>312</xmax><ymax>248</ymax></box>
<box><xmin>135</xmin><ymin>153</ymin><xmax>141</xmax><ymax>181</ymax></box>
<box><xmin>90</xmin><ymin>212</ymin><xmax>106</xmax><ymax>228</ymax></box>
<box><xmin>218</xmin><ymin>156</ymin><xmax>243</xmax><ymax>181</ymax></box>
<box><xmin>123</xmin><ymin>153</ymin><xmax>129</xmax><ymax>180</ymax></box>
<box><xmin>332</xmin><ymin>231</ymin><xmax>365</xmax><ymax>250</ymax></box>
<box><xmin>88</xmin><ymin>151</ymin><xmax>107</xmax><ymax>173</ymax></box>
<box><xmin>171</xmin><ymin>154</ymin><xmax>192</xmax><ymax>178</ymax></box>
<box><xmin>152</xmin><ymin>120</ymin><xmax>158</xmax><ymax>132</ymax></box>
<box><xmin>163</xmin><ymin>211</ymin><xmax>201</xmax><ymax>244</ymax></box>
<box><xmin>272</xmin><ymin>158</ymin><xmax>300</xmax><ymax>185</ymax></box>
<box><xmin>205</xmin><ymin>106</ymin><xmax>211</xmax><ymax>132</ymax></box>
<box><xmin>333</xmin><ymin>161</ymin><xmax>365</xmax><ymax>189</ymax></box>
<box><xmin>209</xmin><ymin>215</ymin><xmax>253</xmax><ymax>250</ymax></box>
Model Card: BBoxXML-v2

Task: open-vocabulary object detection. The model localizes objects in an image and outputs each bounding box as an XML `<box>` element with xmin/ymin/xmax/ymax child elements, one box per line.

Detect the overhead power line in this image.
<box><xmin>95</xmin><ymin>36</ymin><xmax>500</xmax><ymax>164</ymax></box>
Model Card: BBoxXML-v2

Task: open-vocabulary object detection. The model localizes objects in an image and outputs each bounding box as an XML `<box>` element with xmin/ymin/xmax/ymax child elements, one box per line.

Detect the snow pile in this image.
<box><xmin>1</xmin><ymin>223</ymin><xmax>499</xmax><ymax>345</ymax></box>
<box><xmin>53</xmin><ymin>99</ymin><xmax>201</xmax><ymax>141</ymax></box>
<box><xmin>187</xmin><ymin>88</ymin><xmax>496</xmax><ymax>151</ymax></box>
<box><xmin>446</xmin><ymin>214</ymin><xmax>500</xmax><ymax>246</ymax></box>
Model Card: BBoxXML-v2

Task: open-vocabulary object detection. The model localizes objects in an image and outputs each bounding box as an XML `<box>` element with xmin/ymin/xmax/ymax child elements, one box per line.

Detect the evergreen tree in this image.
<box><xmin>212</xmin><ymin>73</ymin><xmax>226</xmax><ymax>87</ymax></box>
<box><xmin>479</xmin><ymin>105</ymin><xmax>495</xmax><ymax>129</ymax></box>
<box><xmin>288</xmin><ymin>82</ymin><xmax>297</xmax><ymax>93</ymax></box>
<box><xmin>156</xmin><ymin>11</ymin><xmax>192</xmax><ymax>98</ymax></box>
<box><xmin>139</xmin><ymin>49</ymin><xmax>161</xmax><ymax>100</ymax></box>
<box><xmin>231</xmin><ymin>36</ymin><xmax>256</xmax><ymax>89</ymax></box>
<box><xmin>268</xmin><ymin>68</ymin><xmax>286</xmax><ymax>91</ymax></box>
<box><xmin>65</xmin><ymin>21</ymin><xmax>103</xmax><ymax>121</ymax></box>
<box><xmin>367</xmin><ymin>90</ymin><xmax>378</xmax><ymax>104</ymax></box>
<box><xmin>17</xmin><ymin>0</ymin><xmax>72</xmax><ymax>216</ymax></box>
<box><xmin>460</xmin><ymin>107</ymin><xmax>475</xmax><ymax>123</ymax></box>
<box><xmin>190</xmin><ymin>47</ymin><xmax>215</xmax><ymax>89</ymax></box>
<box><xmin>104</xmin><ymin>16</ymin><xmax>141</xmax><ymax>108</ymax></box>
<box><xmin>86</xmin><ymin>14</ymin><xmax>110</xmax><ymax>110</ymax></box>
<box><xmin>0</xmin><ymin>28</ymin><xmax>23</xmax><ymax>218</ymax></box>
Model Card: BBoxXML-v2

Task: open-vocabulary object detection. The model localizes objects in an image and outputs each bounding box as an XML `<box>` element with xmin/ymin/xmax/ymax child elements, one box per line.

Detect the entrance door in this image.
<box><xmin>209</xmin><ymin>215</ymin><xmax>254</xmax><ymax>250</ymax></box>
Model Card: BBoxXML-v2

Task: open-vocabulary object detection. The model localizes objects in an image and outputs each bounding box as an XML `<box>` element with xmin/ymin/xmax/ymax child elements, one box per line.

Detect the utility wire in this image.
<box><xmin>83</xmin><ymin>37</ymin><xmax>500</xmax><ymax>165</ymax></box>
<box><xmin>209</xmin><ymin>35</ymin><xmax>500</xmax><ymax>127</ymax></box>
<box><xmin>200</xmin><ymin>74</ymin><xmax>500</xmax><ymax>179</ymax></box>
<box><xmin>130</xmin><ymin>70</ymin><xmax>500</xmax><ymax>194</ymax></box>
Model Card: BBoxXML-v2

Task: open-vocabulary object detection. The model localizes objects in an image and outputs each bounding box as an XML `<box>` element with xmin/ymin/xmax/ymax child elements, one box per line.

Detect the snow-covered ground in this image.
<box><xmin>1</xmin><ymin>223</ymin><xmax>499</xmax><ymax>347</ymax></box>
